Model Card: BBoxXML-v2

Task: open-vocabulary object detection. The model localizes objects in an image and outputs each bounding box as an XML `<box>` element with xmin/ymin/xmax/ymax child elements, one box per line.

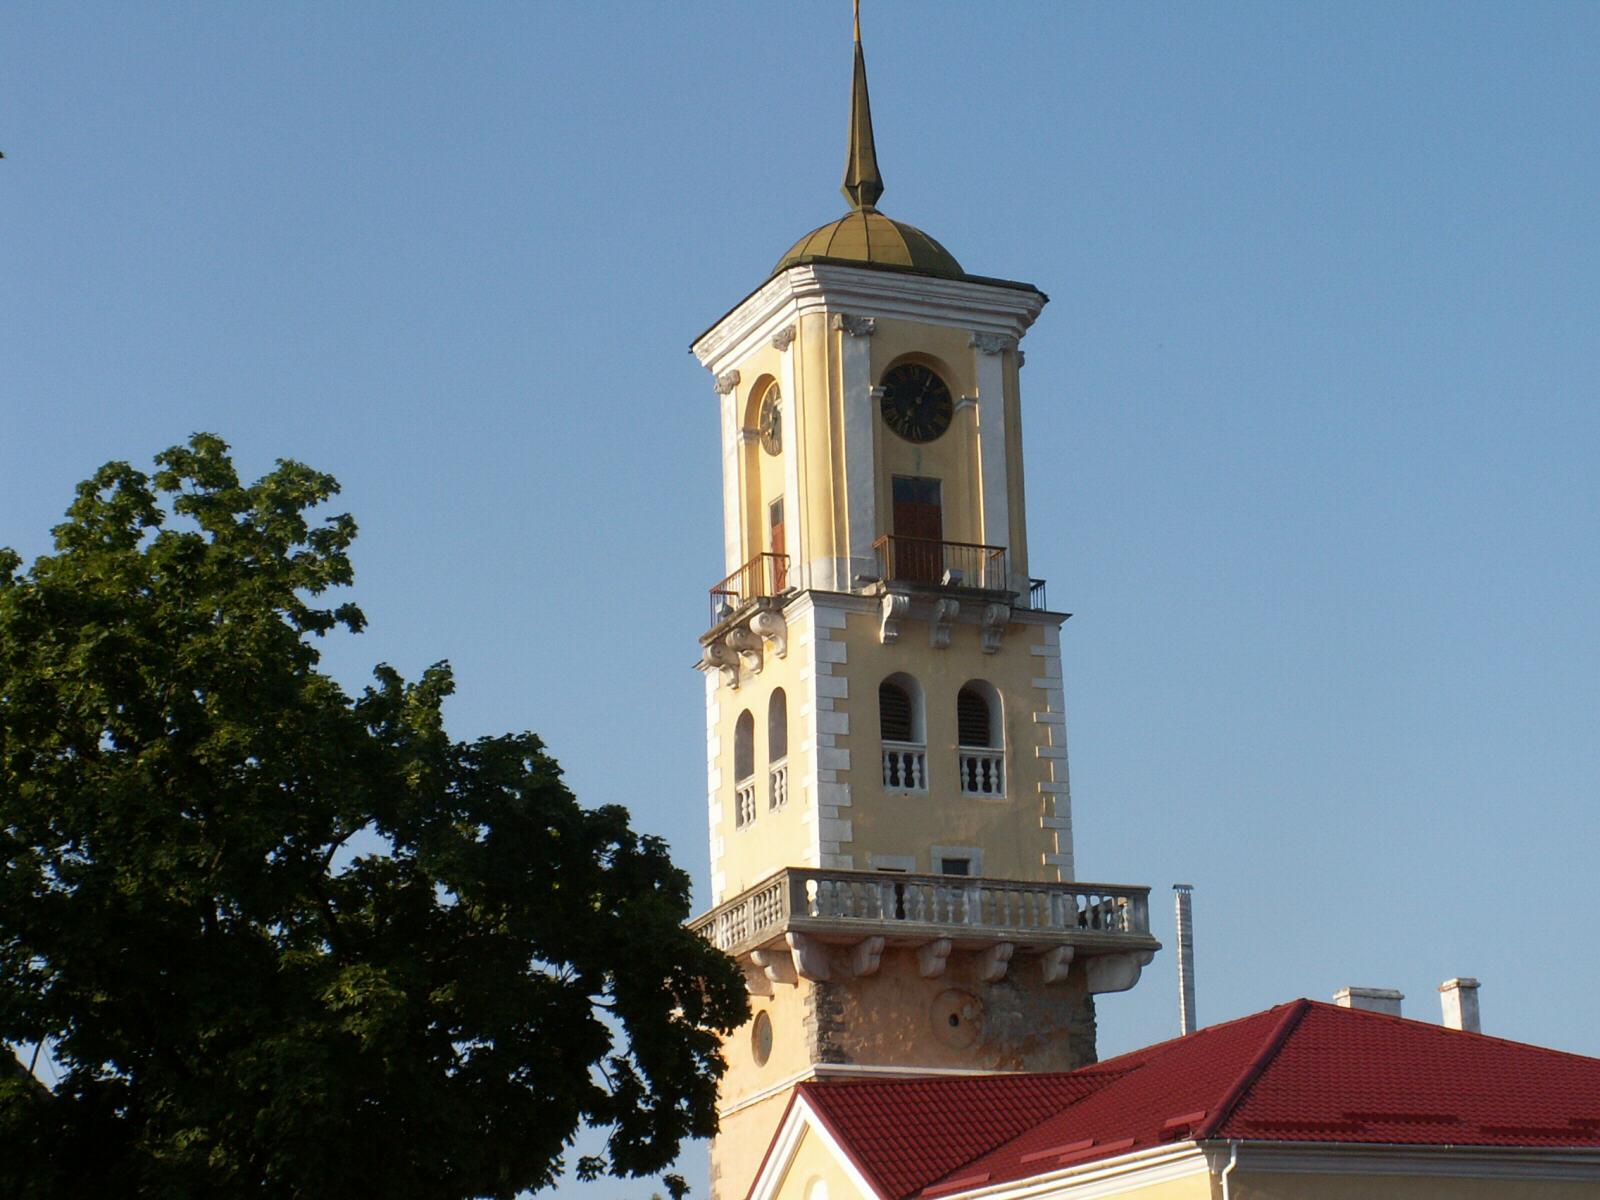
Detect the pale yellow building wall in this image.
<box><xmin>825</xmin><ymin>607</ymin><xmax>1065</xmax><ymax>879</ymax></box>
<box><xmin>770</xmin><ymin>1125</ymin><xmax>872</xmax><ymax>1200</ymax></box>
<box><xmin>705</xmin><ymin>605</ymin><xmax>820</xmax><ymax>903</ymax></box>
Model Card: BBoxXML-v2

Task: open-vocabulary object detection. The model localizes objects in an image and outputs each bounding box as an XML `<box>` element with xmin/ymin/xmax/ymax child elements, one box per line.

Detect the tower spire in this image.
<box><xmin>841</xmin><ymin>0</ymin><xmax>884</xmax><ymax>211</ymax></box>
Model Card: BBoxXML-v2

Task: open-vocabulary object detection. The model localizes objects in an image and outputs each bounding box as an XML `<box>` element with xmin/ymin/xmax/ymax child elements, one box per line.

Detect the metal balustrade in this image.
<box><xmin>709</xmin><ymin>552</ymin><xmax>790</xmax><ymax>627</ymax></box>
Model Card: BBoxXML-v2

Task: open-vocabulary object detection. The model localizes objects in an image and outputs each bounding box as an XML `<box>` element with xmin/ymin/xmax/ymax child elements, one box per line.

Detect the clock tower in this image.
<box><xmin>689</xmin><ymin>14</ymin><xmax>1158</xmax><ymax>1199</ymax></box>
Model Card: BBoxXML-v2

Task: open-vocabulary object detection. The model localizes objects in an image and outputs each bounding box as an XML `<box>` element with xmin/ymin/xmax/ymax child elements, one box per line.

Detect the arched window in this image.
<box><xmin>734</xmin><ymin>710</ymin><xmax>756</xmax><ymax>827</ymax></box>
<box><xmin>768</xmin><ymin>689</ymin><xmax>788</xmax><ymax>810</ymax></box>
<box><xmin>957</xmin><ymin>681</ymin><xmax>1004</xmax><ymax>797</ymax></box>
<box><xmin>879</xmin><ymin>674</ymin><xmax>927</xmax><ymax>793</ymax></box>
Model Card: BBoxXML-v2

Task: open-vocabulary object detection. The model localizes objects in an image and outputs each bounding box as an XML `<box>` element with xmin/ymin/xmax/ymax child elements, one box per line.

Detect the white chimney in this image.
<box><xmin>1439</xmin><ymin>977</ymin><xmax>1481</xmax><ymax>1033</ymax></box>
<box><xmin>1333</xmin><ymin>986</ymin><xmax>1404</xmax><ymax>1016</ymax></box>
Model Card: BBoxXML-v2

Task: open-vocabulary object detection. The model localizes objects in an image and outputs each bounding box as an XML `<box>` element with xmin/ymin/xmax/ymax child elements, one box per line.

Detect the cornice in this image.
<box><xmin>692</xmin><ymin>263</ymin><xmax>1049</xmax><ymax>377</ymax></box>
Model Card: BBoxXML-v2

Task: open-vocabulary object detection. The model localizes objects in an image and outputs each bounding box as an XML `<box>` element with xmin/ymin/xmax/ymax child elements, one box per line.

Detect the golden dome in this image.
<box><xmin>774</xmin><ymin>208</ymin><xmax>964</xmax><ymax>277</ymax></box>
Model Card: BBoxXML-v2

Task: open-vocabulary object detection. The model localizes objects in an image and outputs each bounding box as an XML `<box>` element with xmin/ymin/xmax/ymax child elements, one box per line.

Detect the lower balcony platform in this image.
<box><xmin>690</xmin><ymin>868</ymin><xmax>1160</xmax><ymax>993</ymax></box>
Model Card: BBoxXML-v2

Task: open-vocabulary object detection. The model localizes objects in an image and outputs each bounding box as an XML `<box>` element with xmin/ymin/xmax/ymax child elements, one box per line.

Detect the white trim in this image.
<box><xmin>972</xmin><ymin>344</ymin><xmax>1011</xmax><ymax>575</ymax></box>
<box><xmin>1221</xmin><ymin>1140</ymin><xmax>1600</xmax><ymax>1182</ymax></box>
<box><xmin>748</xmin><ymin>1096</ymin><xmax>885</xmax><ymax>1200</ymax></box>
<box><xmin>692</xmin><ymin>263</ymin><xmax>1047</xmax><ymax>378</ymax></box>
<box><xmin>724</xmin><ymin>1061</ymin><xmax>1029</xmax><ymax>1120</ymax></box>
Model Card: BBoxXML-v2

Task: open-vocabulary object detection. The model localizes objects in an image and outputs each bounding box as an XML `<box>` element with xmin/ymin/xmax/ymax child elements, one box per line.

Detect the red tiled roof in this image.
<box><xmin>792</xmin><ymin>1000</ymin><xmax>1600</xmax><ymax>1199</ymax></box>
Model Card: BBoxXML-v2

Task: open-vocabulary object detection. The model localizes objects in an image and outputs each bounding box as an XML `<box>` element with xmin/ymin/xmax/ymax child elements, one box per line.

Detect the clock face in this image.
<box><xmin>879</xmin><ymin>363</ymin><xmax>953</xmax><ymax>444</ymax></box>
<box><xmin>758</xmin><ymin>384</ymin><xmax>782</xmax><ymax>455</ymax></box>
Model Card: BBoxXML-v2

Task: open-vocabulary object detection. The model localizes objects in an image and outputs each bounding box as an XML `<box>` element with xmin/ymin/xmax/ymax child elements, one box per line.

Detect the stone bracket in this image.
<box><xmin>930</xmin><ymin>598</ymin><xmax>960</xmax><ymax>648</ymax></box>
<box><xmin>701</xmin><ymin>641</ymin><xmax>740</xmax><ymax>690</ymax></box>
<box><xmin>750</xmin><ymin>608</ymin><xmax>788</xmax><ymax>658</ymax></box>
<box><xmin>918</xmin><ymin>938</ymin><xmax>953</xmax><ymax>978</ymax></box>
<box><xmin>787</xmin><ymin>932</ymin><xmax>829</xmax><ymax>982</ymax></box>
<box><xmin>879</xmin><ymin>592</ymin><xmax>910</xmax><ymax>645</ymax></box>
<box><xmin>977</xmin><ymin>941</ymin><xmax>1015</xmax><ymax>983</ymax></box>
<box><xmin>981</xmin><ymin>602</ymin><xmax>1012</xmax><ymax>654</ymax></box>
<box><xmin>851</xmin><ymin>936</ymin><xmax>886</xmax><ymax>978</ymax></box>
<box><xmin>750</xmin><ymin>947</ymin><xmax>796</xmax><ymax>986</ymax></box>
<box><xmin>1040</xmin><ymin>945</ymin><xmax>1075</xmax><ymax>985</ymax></box>
<box><xmin>1085</xmin><ymin>950</ymin><xmax>1154</xmax><ymax>995</ymax></box>
<box><xmin>724</xmin><ymin>626</ymin><xmax>764</xmax><ymax>675</ymax></box>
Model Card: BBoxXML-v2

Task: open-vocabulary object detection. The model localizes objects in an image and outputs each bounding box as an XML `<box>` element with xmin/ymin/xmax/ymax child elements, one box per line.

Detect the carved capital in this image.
<box><xmin>969</xmin><ymin>332</ymin><xmax>1014</xmax><ymax>356</ymax></box>
<box><xmin>787</xmin><ymin>931</ymin><xmax>830</xmax><ymax>982</ymax></box>
<box><xmin>749</xmin><ymin>608</ymin><xmax>788</xmax><ymax>658</ymax></box>
<box><xmin>1040</xmin><ymin>945</ymin><xmax>1075</xmax><ymax>985</ymax></box>
<box><xmin>715</xmin><ymin>369</ymin><xmax>742</xmax><ymax>395</ymax></box>
<box><xmin>980</xmin><ymin>602</ymin><xmax>1012</xmax><ymax>654</ymax></box>
<box><xmin>918</xmin><ymin>938</ymin><xmax>953</xmax><ymax>979</ymax></box>
<box><xmin>977</xmin><ymin>941</ymin><xmax>1015</xmax><ymax>983</ymax></box>
<box><xmin>879</xmin><ymin>592</ymin><xmax>911</xmax><ymax>645</ymax></box>
<box><xmin>851</xmin><ymin>936</ymin><xmax>886</xmax><ymax>978</ymax></box>
<box><xmin>771</xmin><ymin>324</ymin><xmax>797</xmax><ymax>351</ymax></box>
<box><xmin>830</xmin><ymin>313</ymin><xmax>877</xmax><ymax>338</ymax></box>
<box><xmin>930</xmin><ymin>597</ymin><xmax>960</xmax><ymax>649</ymax></box>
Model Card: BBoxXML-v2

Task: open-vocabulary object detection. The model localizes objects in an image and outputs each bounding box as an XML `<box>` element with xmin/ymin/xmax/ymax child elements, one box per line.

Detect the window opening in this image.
<box><xmin>734</xmin><ymin>710</ymin><xmax>756</xmax><ymax>827</ymax></box>
<box><xmin>879</xmin><ymin>677</ymin><xmax>927</xmax><ymax>792</ymax></box>
<box><xmin>957</xmin><ymin>682</ymin><xmax>1005</xmax><ymax>797</ymax></box>
<box><xmin>767</xmin><ymin>689</ymin><xmax>788</xmax><ymax>810</ymax></box>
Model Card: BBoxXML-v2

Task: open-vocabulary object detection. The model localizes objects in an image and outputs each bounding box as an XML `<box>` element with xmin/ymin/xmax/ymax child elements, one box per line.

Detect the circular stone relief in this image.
<box><xmin>930</xmin><ymin>988</ymin><xmax>983</xmax><ymax>1049</ymax></box>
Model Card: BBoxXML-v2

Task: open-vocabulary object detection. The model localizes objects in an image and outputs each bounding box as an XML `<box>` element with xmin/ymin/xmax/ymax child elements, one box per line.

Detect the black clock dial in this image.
<box><xmin>879</xmin><ymin>363</ymin><xmax>953</xmax><ymax>443</ymax></box>
<box><xmin>758</xmin><ymin>384</ymin><xmax>782</xmax><ymax>455</ymax></box>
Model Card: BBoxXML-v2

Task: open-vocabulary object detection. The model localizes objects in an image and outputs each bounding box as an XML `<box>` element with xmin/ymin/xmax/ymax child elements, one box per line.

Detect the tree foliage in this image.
<box><xmin>0</xmin><ymin>435</ymin><xmax>747</xmax><ymax>1198</ymax></box>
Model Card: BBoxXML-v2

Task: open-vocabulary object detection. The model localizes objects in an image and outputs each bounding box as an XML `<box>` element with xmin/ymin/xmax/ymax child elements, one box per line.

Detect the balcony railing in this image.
<box><xmin>874</xmin><ymin>536</ymin><xmax>1007</xmax><ymax>591</ymax></box>
<box><xmin>734</xmin><ymin>776</ymin><xmax>756</xmax><ymax>828</ymax></box>
<box><xmin>959</xmin><ymin>748</ymin><xmax>1005</xmax><ymax>797</ymax></box>
<box><xmin>691</xmin><ymin>868</ymin><xmax>1156</xmax><ymax>959</ymax></box>
<box><xmin>768</xmin><ymin>759</ymin><xmax>788</xmax><ymax>810</ymax></box>
<box><xmin>709</xmin><ymin>552</ymin><xmax>789</xmax><ymax>627</ymax></box>
<box><xmin>881</xmin><ymin>741</ymin><xmax>927</xmax><ymax>792</ymax></box>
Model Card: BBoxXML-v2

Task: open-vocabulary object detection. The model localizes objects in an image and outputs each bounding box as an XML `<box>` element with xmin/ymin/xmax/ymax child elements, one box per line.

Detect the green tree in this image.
<box><xmin>0</xmin><ymin>435</ymin><xmax>747</xmax><ymax>1198</ymax></box>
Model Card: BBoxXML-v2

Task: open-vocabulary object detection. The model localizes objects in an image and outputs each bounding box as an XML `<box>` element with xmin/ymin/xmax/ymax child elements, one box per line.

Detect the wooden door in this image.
<box><xmin>891</xmin><ymin>476</ymin><xmax>942</xmax><ymax>583</ymax></box>
<box><xmin>768</xmin><ymin>498</ymin><xmax>786</xmax><ymax>591</ymax></box>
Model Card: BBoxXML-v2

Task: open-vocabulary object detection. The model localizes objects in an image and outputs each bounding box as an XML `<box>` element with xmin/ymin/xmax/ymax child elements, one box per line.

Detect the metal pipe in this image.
<box><xmin>1174</xmin><ymin>883</ymin><xmax>1197</xmax><ymax>1035</ymax></box>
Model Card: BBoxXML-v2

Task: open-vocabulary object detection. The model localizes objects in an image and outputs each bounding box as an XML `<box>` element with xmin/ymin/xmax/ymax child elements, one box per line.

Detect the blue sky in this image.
<box><xmin>6</xmin><ymin>2</ymin><xmax>1598</xmax><ymax>1194</ymax></box>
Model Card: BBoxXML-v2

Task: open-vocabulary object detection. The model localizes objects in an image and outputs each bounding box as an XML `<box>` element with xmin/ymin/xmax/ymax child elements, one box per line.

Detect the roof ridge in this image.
<box><xmin>1196</xmin><ymin>998</ymin><xmax>1311</xmax><ymax>1139</ymax></box>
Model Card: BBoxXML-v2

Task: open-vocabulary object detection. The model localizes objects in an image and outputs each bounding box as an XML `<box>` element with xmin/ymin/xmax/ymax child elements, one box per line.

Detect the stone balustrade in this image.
<box><xmin>692</xmin><ymin>867</ymin><xmax>1155</xmax><ymax>962</ymax></box>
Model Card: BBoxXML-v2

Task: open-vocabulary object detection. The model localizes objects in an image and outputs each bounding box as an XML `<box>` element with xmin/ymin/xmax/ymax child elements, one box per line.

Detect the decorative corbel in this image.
<box><xmin>851</xmin><ymin>936</ymin><xmax>886</xmax><ymax>978</ymax></box>
<box><xmin>751</xmin><ymin>947</ymin><xmax>797</xmax><ymax>986</ymax></box>
<box><xmin>830</xmin><ymin>313</ymin><xmax>877</xmax><ymax>338</ymax></box>
<box><xmin>787</xmin><ymin>932</ymin><xmax>830</xmax><ymax>982</ymax></box>
<box><xmin>930</xmin><ymin>598</ymin><xmax>960</xmax><ymax>648</ymax></box>
<box><xmin>771</xmin><ymin>324</ymin><xmax>797</xmax><ymax>351</ymax></box>
<box><xmin>701</xmin><ymin>641</ymin><xmax>741</xmax><ymax>690</ymax></box>
<box><xmin>879</xmin><ymin>592</ymin><xmax>910</xmax><ymax>645</ymax></box>
<box><xmin>980</xmin><ymin>602</ymin><xmax>1012</xmax><ymax>654</ymax></box>
<box><xmin>976</xmin><ymin>942</ymin><xmax>1015</xmax><ymax>983</ymax></box>
<box><xmin>715</xmin><ymin>369</ymin><xmax>741</xmax><ymax>395</ymax></box>
<box><xmin>749</xmin><ymin>608</ymin><xmax>788</xmax><ymax>658</ymax></box>
<box><xmin>1085</xmin><ymin>950</ymin><xmax>1155</xmax><ymax>995</ymax></box>
<box><xmin>918</xmin><ymin>938</ymin><xmax>953</xmax><ymax>979</ymax></box>
<box><xmin>740</xmin><ymin>958</ymin><xmax>775</xmax><ymax>997</ymax></box>
<box><xmin>725</xmin><ymin>627</ymin><xmax>764</xmax><ymax>675</ymax></box>
<box><xmin>1040</xmin><ymin>945</ymin><xmax>1075</xmax><ymax>985</ymax></box>
<box><xmin>1016</xmin><ymin>350</ymin><xmax>1026</xmax><ymax>369</ymax></box>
